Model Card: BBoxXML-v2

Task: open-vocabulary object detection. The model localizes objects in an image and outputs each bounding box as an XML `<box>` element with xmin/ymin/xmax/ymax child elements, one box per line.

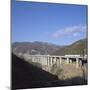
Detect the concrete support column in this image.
<box><xmin>53</xmin><ymin>57</ymin><xmax>56</xmax><ymax>64</ymax></box>
<box><xmin>50</xmin><ymin>57</ymin><xmax>51</xmax><ymax>65</ymax></box>
<box><xmin>45</xmin><ymin>56</ymin><xmax>47</xmax><ymax>65</ymax></box>
<box><xmin>56</xmin><ymin>58</ymin><xmax>58</xmax><ymax>65</ymax></box>
<box><xmin>34</xmin><ymin>56</ymin><xmax>36</xmax><ymax>62</ymax></box>
<box><xmin>48</xmin><ymin>57</ymin><xmax>51</xmax><ymax>65</ymax></box>
<box><xmin>44</xmin><ymin>56</ymin><xmax>46</xmax><ymax>65</ymax></box>
<box><xmin>36</xmin><ymin>56</ymin><xmax>38</xmax><ymax>63</ymax></box>
<box><xmin>66</xmin><ymin>57</ymin><xmax>69</xmax><ymax>64</ymax></box>
<box><xmin>46</xmin><ymin>56</ymin><xmax>47</xmax><ymax>65</ymax></box>
<box><xmin>52</xmin><ymin>57</ymin><xmax>54</xmax><ymax>65</ymax></box>
<box><xmin>76</xmin><ymin>58</ymin><xmax>79</xmax><ymax>68</ymax></box>
<box><xmin>79</xmin><ymin>60</ymin><xmax>82</xmax><ymax>67</ymax></box>
<box><xmin>32</xmin><ymin>57</ymin><xmax>34</xmax><ymax>62</ymax></box>
<box><xmin>39</xmin><ymin>56</ymin><xmax>41</xmax><ymax>64</ymax></box>
<box><xmin>69</xmin><ymin>59</ymin><xmax>72</xmax><ymax>64</ymax></box>
<box><xmin>41</xmin><ymin>56</ymin><xmax>43</xmax><ymax>65</ymax></box>
<box><xmin>59</xmin><ymin>57</ymin><xmax>62</xmax><ymax>64</ymax></box>
<box><xmin>51</xmin><ymin>57</ymin><xmax>53</xmax><ymax>65</ymax></box>
<box><xmin>48</xmin><ymin>56</ymin><xmax>50</xmax><ymax>65</ymax></box>
<box><xmin>55</xmin><ymin>57</ymin><xmax>57</xmax><ymax>64</ymax></box>
<box><xmin>38</xmin><ymin>56</ymin><xmax>40</xmax><ymax>63</ymax></box>
<box><xmin>47</xmin><ymin>56</ymin><xmax>49</xmax><ymax>66</ymax></box>
<box><xmin>42</xmin><ymin>56</ymin><xmax>44</xmax><ymax>65</ymax></box>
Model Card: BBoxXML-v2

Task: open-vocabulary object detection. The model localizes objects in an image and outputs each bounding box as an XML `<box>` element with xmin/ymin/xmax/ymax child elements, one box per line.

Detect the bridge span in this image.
<box><xmin>23</xmin><ymin>54</ymin><xmax>87</xmax><ymax>68</ymax></box>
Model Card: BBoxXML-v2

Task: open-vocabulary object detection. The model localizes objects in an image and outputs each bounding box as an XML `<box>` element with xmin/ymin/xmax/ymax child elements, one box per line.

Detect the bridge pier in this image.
<box><xmin>79</xmin><ymin>60</ymin><xmax>82</xmax><ymax>67</ymax></box>
<box><xmin>66</xmin><ymin>57</ymin><xmax>69</xmax><ymax>64</ymax></box>
<box><xmin>69</xmin><ymin>59</ymin><xmax>72</xmax><ymax>64</ymax></box>
<box><xmin>32</xmin><ymin>57</ymin><xmax>34</xmax><ymax>62</ymax></box>
<box><xmin>47</xmin><ymin>56</ymin><xmax>49</xmax><ymax>65</ymax></box>
<box><xmin>51</xmin><ymin>57</ymin><xmax>53</xmax><ymax>65</ymax></box>
<box><xmin>49</xmin><ymin>57</ymin><xmax>50</xmax><ymax>65</ymax></box>
<box><xmin>53</xmin><ymin>57</ymin><xmax>56</xmax><ymax>64</ymax></box>
<box><xmin>59</xmin><ymin>57</ymin><xmax>62</xmax><ymax>64</ymax></box>
<box><xmin>45</xmin><ymin>56</ymin><xmax>47</xmax><ymax>65</ymax></box>
<box><xmin>50</xmin><ymin>57</ymin><xmax>53</xmax><ymax>65</ymax></box>
<box><xmin>76</xmin><ymin>58</ymin><xmax>79</xmax><ymax>68</ymax></box>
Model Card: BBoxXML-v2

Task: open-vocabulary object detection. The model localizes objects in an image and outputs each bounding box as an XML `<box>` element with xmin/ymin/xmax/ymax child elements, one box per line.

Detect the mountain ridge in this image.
<box><xmin>12</xmin><ymin>38</ymin><xmax>87</xmax><ymax>56</ymax></box>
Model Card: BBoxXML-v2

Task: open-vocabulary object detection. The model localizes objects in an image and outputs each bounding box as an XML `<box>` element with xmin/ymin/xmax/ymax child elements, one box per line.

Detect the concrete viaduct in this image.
<box><xmin>23</xmin><ymin>54</ymin><xmax>87</xmax><ymax>68</ymax></box>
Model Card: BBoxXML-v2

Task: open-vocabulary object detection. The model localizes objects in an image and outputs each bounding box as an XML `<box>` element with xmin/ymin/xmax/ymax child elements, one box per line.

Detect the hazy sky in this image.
<box><xmin>12</xmin><ymin>0</ymin><xmax>87</xmax><ymax>45</ymax></box>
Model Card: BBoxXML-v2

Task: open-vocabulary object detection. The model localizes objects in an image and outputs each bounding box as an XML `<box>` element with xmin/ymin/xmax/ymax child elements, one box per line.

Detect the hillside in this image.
<box><xmin>12</xmin><ymin>53</ymin><xmax>87</xmax><ymax>89</ymax></box>
<box><xmin>12</xmin><ymin>38</ymin><xmax>87</xmax><ymax>56</ymax></box>
<box><xmin>12</xmin><ymin>41</ymin><xmax>60</xmax><ymax>55</ymax></box>
<box><xmin>12</xmin><ymin>53</ymin><xmax>59</xmax><ymax>89</ymax></box>
<box><xmin>52</xmin><ymin>38</ymin><xmax>87</xmax><ymax>55</ymax></box>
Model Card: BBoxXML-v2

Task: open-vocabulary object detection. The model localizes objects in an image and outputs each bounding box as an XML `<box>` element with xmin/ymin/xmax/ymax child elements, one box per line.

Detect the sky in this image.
<box><xmin>12</xmin><ymin>0</ymin><xmax>87</xmax><ymax>45</ymax></box>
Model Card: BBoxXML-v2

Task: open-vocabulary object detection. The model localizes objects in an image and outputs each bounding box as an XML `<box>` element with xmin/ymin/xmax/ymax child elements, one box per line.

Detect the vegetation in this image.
<box><xmin>12</xmin><ymin>51</ymin><xmax>87</xmax><ymax>89</ymax></box>
<box><xmin>52</xmin><ymin>38</ymin><xmax>87</xmax><ymax>55</ymax></box>
<box><xmin>12</xmin><ymin>41</ymin><xmax>60</xmax><ymax>55</ymax></box>
<box><xmin>50</xmin><ymin>62</ymin><xmax>87</xmax><ymax>81</ymax></box>
<box><xmin>12</xmin><ymin>38</ymin><xmax>87</xmax><ymax>56</ymax></box>
<box><xmin>50</xmin><ymin>64</ymin><xmax>64</xmax><ymax>80</ymax></box>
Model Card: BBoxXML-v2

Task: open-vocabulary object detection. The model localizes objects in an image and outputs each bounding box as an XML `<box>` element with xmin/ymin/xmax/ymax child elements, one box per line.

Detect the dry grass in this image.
<box><xmin>50</xmin><ymin>63</ymin><xmax>87</xmax><ymax>80</ymax></box>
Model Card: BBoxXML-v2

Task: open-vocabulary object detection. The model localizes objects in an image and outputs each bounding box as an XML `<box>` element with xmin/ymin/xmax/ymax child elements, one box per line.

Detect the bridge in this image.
<box><xmin>23</xmin><ymin>54</ymin><xmax>87</xmax><ymax>68</ymax></box>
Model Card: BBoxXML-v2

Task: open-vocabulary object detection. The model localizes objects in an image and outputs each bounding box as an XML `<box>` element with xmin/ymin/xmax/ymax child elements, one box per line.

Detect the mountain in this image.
<box><xmin>12</xmin><ymin>38</ymin><xmax>87</xmax><ymax>56</ymax></box>
<box><xmin>12</xmin><ymin>41</ymin><xmax>60</xmax><ymax>55</ymax></box>
<box><xmin>52</xmin><ymin>38</ymin><xmax>87</xmax><ymax>55</ymax></box>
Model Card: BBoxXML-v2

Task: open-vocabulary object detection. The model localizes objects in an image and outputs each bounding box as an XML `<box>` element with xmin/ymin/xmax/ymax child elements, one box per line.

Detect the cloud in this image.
<box><xmin>52</xmin><ymin>25</ymin><xmax>87</xmax><ymax>38</ymax></box>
